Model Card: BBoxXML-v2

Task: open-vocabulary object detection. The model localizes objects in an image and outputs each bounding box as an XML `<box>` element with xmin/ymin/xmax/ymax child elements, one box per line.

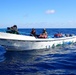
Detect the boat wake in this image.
<box><xmin>0</xmin><ymin>43</ymin><xmax>76</xmax><ymax>74</ymax></box>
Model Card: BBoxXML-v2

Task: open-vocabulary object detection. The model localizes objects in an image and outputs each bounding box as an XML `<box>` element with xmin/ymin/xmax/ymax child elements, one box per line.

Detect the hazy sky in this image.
<box><xmin>0</xmin><ymin>0</ymin><xmax>76</xmax><ymax>28</ymax></box>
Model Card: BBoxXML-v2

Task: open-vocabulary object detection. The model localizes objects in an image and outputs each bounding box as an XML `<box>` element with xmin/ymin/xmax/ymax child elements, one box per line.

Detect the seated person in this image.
<box><xmin>6</xmin><ymin>25</ymin><xmax>19</xmax><ymax>34</ymax></box>
<box><xmin>65</xmin><ymin>33</ymin><xmax>74</xmax><ymax>37</ymax></box>
<box><xmin>30</xmin><ymin>28</ymin><xmax>36</xmax><ymax>37</ymax></box>
<box><xmin>54</xmin><ymin>32</ymin><xmax>63</xmax><ymax>38</ymax></box>
<box><xmin>6</xmin><ymin>27</ymin><xmax>12</xmax><ymax>33</ymax></box>
<box><xmin>11</xmin><ymin>25</ymin><xmax>19</xmax><ymax>34</ymax></box>
<box><xmin>39</xmin><ymin>29</ymin><xmax>48</xmax><ymax>38</ymax></box>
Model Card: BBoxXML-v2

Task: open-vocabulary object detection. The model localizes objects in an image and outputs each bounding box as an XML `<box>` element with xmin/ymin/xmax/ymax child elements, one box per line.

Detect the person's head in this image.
<box><xmin>32</xmin><ymin>28</ymin><xmax>36</xmax><ymax>32</ymax></box>
<box><xmin>13</xmin><ymin>25</ymin><xmax>17</xmax><ymax>28</ymax></box>
<box><xmin>7</xmin><ymin>27</ymin><xmax>10</xmax><ymax>30</ymax></box>
<box><xmin>32</xmin><ymin>28</ymin><xmax>35</xmax><ymax>30</ymax></box>
<box><xmin>10</xmin><ymin>26</ymin><xmax>14</xmax><ymax>30</ymax></box>
<box><xmin>43</xmin><ymin>28</ymin><xmax>46</xmax><ymax>32</ymax></box>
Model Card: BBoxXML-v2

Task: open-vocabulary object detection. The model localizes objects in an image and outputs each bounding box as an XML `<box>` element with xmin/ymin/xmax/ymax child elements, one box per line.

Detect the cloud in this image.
<box><xmin>45</xmin><ymin>10</ymin><xmax>56</xmax><ymax>14</ymax></box>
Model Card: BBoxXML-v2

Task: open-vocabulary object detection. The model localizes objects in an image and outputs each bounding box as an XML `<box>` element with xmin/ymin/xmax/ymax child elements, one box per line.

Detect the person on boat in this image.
<box><xmin>6</xmin><ymin>25</ymin><xmax>19</xmax><ymax>34</ymax></box>
<box><xmin>39</xmin><ymin>28</ymin><xmax>48</xmax><ymax>38</ymax></box>
<box><xmin>6</xmin><ymin>27</ymin><xmax>12</xmax><ymax>33</ymax></box>
<box><xmin>30</xmin><ymin>28</ymin><xmax>37</xmax><ymax>37</ymax></box>
<box><xmin>54</xmin><ymin>32</ymin><xmax>63</xmax><ymax>38</ymax></box>
<box><xmin>12</xmin><ymin>25</ymin><xmax>19</xmax><ymax>34</ymax></box>
<box><xmin>65</xmin><ymin>34</ymin><xmax>73</xmax><ymax>37</ymax></box>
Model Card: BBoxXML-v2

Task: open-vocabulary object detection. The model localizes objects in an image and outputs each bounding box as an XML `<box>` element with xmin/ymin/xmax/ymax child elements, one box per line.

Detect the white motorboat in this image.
<box><xmin>0</xmin><ymin>32</ymin><xmax>76</xmax><ymax>51</ymax></box>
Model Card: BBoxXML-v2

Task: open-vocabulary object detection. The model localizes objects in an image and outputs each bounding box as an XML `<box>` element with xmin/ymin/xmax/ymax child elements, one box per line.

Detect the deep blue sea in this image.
<box><xmin>0</xmin><ymin>28</ymin><xmax>76</xmax><ymax>75</ymax></box>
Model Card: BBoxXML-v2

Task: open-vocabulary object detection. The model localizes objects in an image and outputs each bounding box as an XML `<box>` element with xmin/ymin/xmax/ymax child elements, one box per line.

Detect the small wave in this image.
<box><xmin>0</xmin><ymin>46</ymin><xmax>6</xmax><ymax>62</ymax></box>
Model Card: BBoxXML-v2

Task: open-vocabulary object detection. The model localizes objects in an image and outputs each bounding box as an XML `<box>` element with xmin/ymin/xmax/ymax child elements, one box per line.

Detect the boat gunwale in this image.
<box><xmin>0</xmin><ymin>32</ymin><xmax>76</xmax><ymax>42</ymax></box>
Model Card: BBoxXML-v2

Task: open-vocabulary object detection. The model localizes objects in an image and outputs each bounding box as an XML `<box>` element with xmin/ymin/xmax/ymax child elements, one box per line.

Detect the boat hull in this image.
<box><xmin>0</xmin><ymin>37</ymin><xmax>76</xmax><ymax>51</ymax></box>
<box><xmin>0</xmin><ymin>32</ymin><xmax>76</xmax><ymax>51</ymax></box>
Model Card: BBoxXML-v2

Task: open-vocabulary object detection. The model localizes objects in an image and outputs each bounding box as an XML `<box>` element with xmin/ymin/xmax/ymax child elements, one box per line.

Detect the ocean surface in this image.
<box><xmin>0</xmin><ymin>28</ymin><xmax>76</xmax><ymax>75</ymax></box>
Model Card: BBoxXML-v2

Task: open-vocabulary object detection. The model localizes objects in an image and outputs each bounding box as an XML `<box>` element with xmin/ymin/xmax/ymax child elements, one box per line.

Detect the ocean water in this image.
<box><xmin>0</xmin><ymin>28</ymin><xmax>76</xmax><ymax>75</ymax></box>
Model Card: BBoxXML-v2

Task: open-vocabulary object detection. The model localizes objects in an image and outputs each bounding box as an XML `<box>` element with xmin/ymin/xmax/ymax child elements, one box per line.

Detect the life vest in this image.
<box><xmin>54</xmin><ymin>33</ymin><xmax>62</xmax><ymax>37</ymax></box>
<box><xmin>39</xmin><ymin>34</ymin><xmax>47</xmax><ymax>38</ymax></box>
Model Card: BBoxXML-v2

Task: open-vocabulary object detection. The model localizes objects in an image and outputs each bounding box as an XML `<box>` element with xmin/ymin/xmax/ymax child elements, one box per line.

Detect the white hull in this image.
<box><xmin>0</xmin><ymin>32</ymin><xmax>76</xmax><ymax>51</ymax></box>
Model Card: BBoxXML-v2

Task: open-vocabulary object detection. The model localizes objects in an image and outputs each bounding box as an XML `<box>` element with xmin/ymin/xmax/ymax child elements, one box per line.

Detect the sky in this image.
<box><xmin>0</xmin><ymin>0</ymin><xmax>76</xmax><ymax>28</ymax></box>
